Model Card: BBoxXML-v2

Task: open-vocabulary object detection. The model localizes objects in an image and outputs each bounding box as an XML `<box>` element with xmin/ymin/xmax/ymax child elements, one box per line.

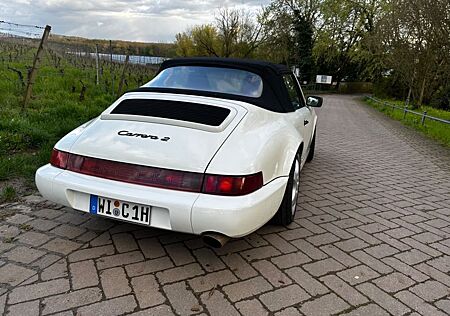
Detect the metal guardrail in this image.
<box><xmin>366</xmin><ymin>96</ymin><xmax>450</xmax><ymax>126</ymax></box>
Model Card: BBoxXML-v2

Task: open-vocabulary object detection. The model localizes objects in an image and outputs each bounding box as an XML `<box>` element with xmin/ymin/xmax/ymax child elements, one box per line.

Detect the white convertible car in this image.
<box><xmin>36</xmin><ymin>58</ymin><xmax>322</xmax><ymax>247</ymax></box>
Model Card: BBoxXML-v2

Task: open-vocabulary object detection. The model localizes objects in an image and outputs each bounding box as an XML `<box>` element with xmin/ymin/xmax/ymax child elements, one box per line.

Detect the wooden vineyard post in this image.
<box><xmin>117</xmin><ymin>55</ymin><xmax>129</xmax><ymax>96</ymax></box>
<box><xmin>23</xmin><ymin>25</ymin><xmax>51</xmax><ymax>110</ymax></box>
<box><xmin>95</xmin><ymin>44</ymin><xmax>100</xmax><ymax>85</ymax></box>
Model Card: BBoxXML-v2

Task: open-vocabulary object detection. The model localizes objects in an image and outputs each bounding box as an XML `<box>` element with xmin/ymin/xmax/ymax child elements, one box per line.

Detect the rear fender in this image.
<box><xmin>205</xmin><ymin>113</ymin><xmax>303</xmax><ymax>183</ymax></box>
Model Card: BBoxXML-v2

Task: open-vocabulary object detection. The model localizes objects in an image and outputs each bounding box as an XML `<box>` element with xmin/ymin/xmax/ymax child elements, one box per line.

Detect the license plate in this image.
<box><xmin>89</xmin><ymin>195</ymin><xmax>151</xmax><ymax>225</ymax></box>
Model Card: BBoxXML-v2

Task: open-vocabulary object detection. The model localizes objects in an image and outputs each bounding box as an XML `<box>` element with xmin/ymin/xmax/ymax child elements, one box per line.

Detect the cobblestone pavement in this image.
<box><xmin>1</xmin><ymin>95</ymin><xmax>450</xmax><ymax>316</ymax></box>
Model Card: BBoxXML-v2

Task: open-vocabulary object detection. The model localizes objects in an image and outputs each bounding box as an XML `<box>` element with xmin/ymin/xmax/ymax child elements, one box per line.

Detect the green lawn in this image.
<box><xmin>364</xmin><ymin>97</ymin><xmax>450</xmax><ymax>147</ymax></box>
<box><xmin>0</xmin><ymin>45</ymin><xmax>154</xmax><ymax>190</ymax></box>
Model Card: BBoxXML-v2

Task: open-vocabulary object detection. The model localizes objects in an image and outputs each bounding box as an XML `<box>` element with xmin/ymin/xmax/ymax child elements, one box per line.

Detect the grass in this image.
<box><xmin>364</xmin><ymin>97</ymin><xmax>450</xmax><ymax>147</ymax></box>
<box><xmin>0</xmin><ymin>42</ymin><xmax>155</xmax><ymax>189</ymax></box>
<box><xmin>0</xmin><ymin>186</ymin><xmax>17</xmax><ymax>203</ymax></box>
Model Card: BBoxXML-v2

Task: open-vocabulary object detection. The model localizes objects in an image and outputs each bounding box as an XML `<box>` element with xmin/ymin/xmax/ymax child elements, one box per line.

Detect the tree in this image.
<box><xmin>174</xmin><ymin>8</ymin><xmax>267</xmax><ymax>58</ymax></box>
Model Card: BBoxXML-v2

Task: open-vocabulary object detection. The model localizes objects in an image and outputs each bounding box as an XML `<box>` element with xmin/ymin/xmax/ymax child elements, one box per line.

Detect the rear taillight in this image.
<box><xmin>202</xmin><ymin>172</ymin><xmax>263</xmax><ymax>196</ymax></box>
<box><xmin>49</xmin><ymin>150</ymin><xmax>263</xmax><ymax>195</ymax></box>
<box><xmin>50</xmin><ymin>149</ymin><xmax>69</xmax><ymax>169</ymax></box>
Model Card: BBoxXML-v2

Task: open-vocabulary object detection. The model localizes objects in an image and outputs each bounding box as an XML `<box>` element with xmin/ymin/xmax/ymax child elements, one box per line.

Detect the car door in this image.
<box><xmin>283</xmin><ymin>74</ymin><xmax>314</xmax><ymax>162</ymax></box>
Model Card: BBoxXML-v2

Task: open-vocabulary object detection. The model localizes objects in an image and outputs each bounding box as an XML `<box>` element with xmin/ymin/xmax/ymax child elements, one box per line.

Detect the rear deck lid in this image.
<box><xmin>67</xmin><ymin>92</ymin><xmax>247</xmax><ymax>173</ymax></box>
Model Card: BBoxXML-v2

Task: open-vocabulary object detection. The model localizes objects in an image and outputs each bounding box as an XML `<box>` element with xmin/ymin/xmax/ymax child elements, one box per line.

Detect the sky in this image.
<box><xmin>0</xmin><ymin>0</ymin><xmax>271</xmax><ymax>43</ymax></box>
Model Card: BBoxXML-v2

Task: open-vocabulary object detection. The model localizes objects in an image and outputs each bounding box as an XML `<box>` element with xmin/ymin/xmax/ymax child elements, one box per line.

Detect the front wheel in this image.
<box><xmin>272</xmin><ymin>153</ymin><xmax>300</xmax><ymax>226</ymax></box>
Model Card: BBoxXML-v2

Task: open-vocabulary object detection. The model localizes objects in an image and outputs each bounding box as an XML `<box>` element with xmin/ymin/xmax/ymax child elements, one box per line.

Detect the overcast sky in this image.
<box><xmin>1</xmin><ymin>0</ymin><xmax>270</xmax><ymax>42</ymax></box>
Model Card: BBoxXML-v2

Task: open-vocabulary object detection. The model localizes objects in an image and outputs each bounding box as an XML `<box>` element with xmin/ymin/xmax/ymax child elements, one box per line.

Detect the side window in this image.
<box><xmin>283</xmin><ymin>74</ymin><xmax>305</xmax><ymax>110</ymax></box>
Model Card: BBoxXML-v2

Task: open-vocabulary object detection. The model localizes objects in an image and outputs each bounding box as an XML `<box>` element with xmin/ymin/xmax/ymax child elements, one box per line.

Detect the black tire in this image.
<box><xmin>306</xmin><ymin>132</ymin><xmax>316</xmax><ymax>162</ymax></box>
<box><xmin>272</xmin><ymin>152</ymin><xmax>301</xmax><ymax>226</ymax></box>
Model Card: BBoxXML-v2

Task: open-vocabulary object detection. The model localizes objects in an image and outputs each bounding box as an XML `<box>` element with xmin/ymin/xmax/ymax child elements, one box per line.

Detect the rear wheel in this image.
<box><xmin>272</xmin><ymin>152</ymin><xmax>301</xmax><ymax>226</ymax></box>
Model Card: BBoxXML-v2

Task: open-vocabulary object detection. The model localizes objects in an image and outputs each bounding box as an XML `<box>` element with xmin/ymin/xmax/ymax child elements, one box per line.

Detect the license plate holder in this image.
<box><xmin>89</xmin><ymin>195</ymin><xmax>151</xmax><ymax>225</ymax></box>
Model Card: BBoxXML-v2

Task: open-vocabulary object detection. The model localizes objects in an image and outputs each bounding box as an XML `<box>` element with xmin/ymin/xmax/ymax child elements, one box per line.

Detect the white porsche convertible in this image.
<box><xmin>36</xmin><ymin>58</ymin><xmax>322</xmax><ymax>247</ymax></box>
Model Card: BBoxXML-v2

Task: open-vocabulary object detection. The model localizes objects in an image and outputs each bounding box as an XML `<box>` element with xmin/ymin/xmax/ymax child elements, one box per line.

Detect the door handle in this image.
<box><xmin>304</xmin><ymin>120</ymin><xmax>309</xmax><ymax>126</ymax></box>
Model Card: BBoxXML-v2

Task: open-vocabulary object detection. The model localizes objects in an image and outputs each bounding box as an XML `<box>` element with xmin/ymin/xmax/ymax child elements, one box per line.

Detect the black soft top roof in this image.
<box><xmin>131</xmin><ymin>57</ymin><xmax>294</xmax><ymax>113</ymax></box>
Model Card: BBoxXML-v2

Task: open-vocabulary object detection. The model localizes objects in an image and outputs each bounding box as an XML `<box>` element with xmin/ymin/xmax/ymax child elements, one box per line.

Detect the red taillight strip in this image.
<box><xmin>50</xmin><ymin>149</ymin><xmax>263</xmax><ymax>195</ymax></box>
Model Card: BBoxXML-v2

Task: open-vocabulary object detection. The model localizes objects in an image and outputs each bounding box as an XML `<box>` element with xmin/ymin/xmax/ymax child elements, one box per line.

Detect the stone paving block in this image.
<box><xmin>263</xmin><ymin>233</ymin><xmax>297</xmax><ymax>253</ymax></box>
<box><xmin>346</xmin><ymin>227</ymin><xmax>381</xmax><ymax>245</ymax></box>
<box><xmin>350</xmin><ymin>250</ymin><xmax>393</xmax><ymax>274</ymax></box>
<box><xmin>415</xmin><ymin>263</ymin><xmax>450</xmax><ymax>287</ymax></box>
<box><xmin>260</xmin><ymin>284</ymin><xmax>310</xmax><ymax>312</ymax></box>
<box><xmin>41</xmin><ymin>258</ymin><xmax>68</xmax><ymax>281</ymax></box>
<box><xmin>236</xmin><ymin>298</ymin><xmax>269</xmax><ymax>316</ymax></box>
<box><xmin>68</xmin><ymin>245</ymin><xmax>115</xmax><ymax>262</ymax></box>
<box><xmin>165</xmin><ymin>242</ymin><xmax>196</xmax><ymax>265</ymax></box>
<box><xmin>427</xmin><ymin>255</ymin><xmax>450</xmax><ymax>273</ymax></box>
<box><xmin>96</xmin><ymin>250</ymin><xmax>144</xmax><ymax>270</ymax></box>
<box><xmin>76</xmin><ymin>294</ymin><xmax>137</xmax><ymax>316</ymax></box>
<box><xmin>200</xmin><ymin>290</ymin><xmax>240</xmax><ymax>316</ymax></box>
<box><xmin>401</xmin><ymin>237</ymin><xmax>441</xmax><ymax>257</ymax></box>
<box><xmin>28</xmin><ymin>218</ymin><xmax>59</xmax><ymax>231</ymax></box>
<box><xmin>138</xmin><ymin>237</ymin><xmax>166</xmax><ymax>259</ymax></box>
<box><xmin>337</xmin><ymin>265</ymin><xmax>380</xmax><ymax>285</ymax></box>
<box><xmin>306</xmin><ymin>232</ymin><xmax>340</xmax><ymax>246</ymax></box>
<box><xmin>320</xmin><ymin>275</ymin><xmax>369</xmax><ymax>306</ymax></box>
<box><xmin>286</xmin><ymin>266</ymin><xmax>329</xmax><ymax>296</ymax></box>
<box><xmin>126</xmin><ymin>256</ymin><xmax>174</xmax><ymax>277</ymax></box>
<box><xmin>41</xmin><ymin>238</ymin><xmax>82</xmax><ymax>255</ymax></box>
<box><xmin>335</xmin><ymin>237</ymin><xmax>369</xmax><ymax>252</ymax></box>
<box><xmin>252</xmin><ymin>260</ymin><xmax>292</xmax><ymax>287</ymax></box>
<box><xmin>409</xmin><ymin>280</ymin><xmax>449</xmax><ymax>302</ymax></box>
<box><xmin>290</xmin><ymin>239</ymin><xmax>327</xmax><ymax>260</ymax></box>
<box><xmin>6</xmin><ymin>300</ymin><xmax>39</xmax><ymax>316</ymax></box>
<box><xmin>270</xmin><ymin>251</ymin><xmax>311</xmax><ymax>269</ymax></box>
<box><xmin>394</xmin><ymin>249</ymin><xmax>431</xmax><ymax>265</ymax></box>
<box><xmin>41</xmin><ymin>287</ymin><xmax>103</xmax><ymax>314</ymax></box>
<box><xmin>320</xmin><ymin>244</ymin><xmax>360</xmax><ymax>267</ymax></box>
<box><xmin>395</xmin><ymin>290</ymin><xmax>447</xmax><ymax>316</ymax></box>
<box><xmin>111</xmin><ymin>232</ymin><xmax>138</xmax><ymax>253</ymax></box>
<box><xmin>9</xmin><ymin>278</ymin><xmax>70</xmax><ymax>304</ymax></box>
<box><xmin>34</xmin><ymin>208</ymin><xmax>64</xmax><ymax>219</ymax></box>
<box><xmin>373</xmin><ymin>272</ymin><xmax>415</xmax><ymax>293</ymax></box>
<box><xmin>128</xmin><ymin>304</ymin><xmax>174</xmax><ymax>316</ymax></box>
<box><xmin>278</xmin><ymin>228</ymin><xmax>312</xmax><ymax>241</ymax></box>
<box><xmin>131</xmin><ymin>274</ymin><xmax>166</xmax><ymax>308</ymax></box>
<box><xmin>163</xmin><ymin>281</ymin><xmax>203</xmax><ymax>315</ymax></box>
<box><xmin>0</xmin><ymin>263</ymin><xmax>36</xmax><ymax>286</ymax></box>
<box><xmin>32</xmin><ymin>253</ymin><xmax>61</xmax><ymax>270</ymax></box>
<box><xmin>320</xmin><ymin>222</ymin><xmax>353</xmax><ymax>239</ymax></box>
<box><xmin>356</xmin><ymin>283</ymin><xmax>410</xmax><ymax>316</ymax></box>
<box><xmin>50</xmin><ymin>224</ymin><xmax>86</xmax><ymax>239</ymax></box>
<box><xmin>435</xmin><ymin>300</ymin><xmax>450</xmax><ymax>314</ymax></box>
<box><xmin>373</xmin><ymin>232</ymin><xmax>411</xmax><ymax>251</ymax></box>
<box><xmin>364</xmin><ymin>244</ymin><xmax>399</xmax><ymax>258</ymax></box>
<box><xmin>222</xmin><ymin>253</ymin><xmax>258</xmax><ymax>280</ymax></box>
<box><xmin>16</xmin><ymin>231</ymin><xmax>51</xmax><ymax>247</ymax></box>
<box><xmin>341</xmin><ymin>303</ymin><xmax>389</xmax><ymax>316</ymax></box>
<box><xmin>89</xmin><ymin>232</ymin><xmax>111</xmax><ymax>247</ymax></box>
<box><xmin>70</xmin><ymin>260</ymin><xmax>99</xmax><ymax>289</ymax></box>
<box><xmin>193</xmin><ymin>247</ymin><xmax>225</xmax><ymax>272</ymax></box>
<box><xmin>188</xmin><ymin>269</ymin><xmax>238</xmax><ymax>292</ymax></box>
<box><xmin>299</xmin><ymin>293</ymin><xmax>349</xmax><ymax>316</ymax></box>
<box><xmin>214</xmin><ymin>239</ymin><xmax>253</xmax><ymax>256</ymax></box>
<box><xmin>223</xmin><ymin>276</ymin><xmax>273</xmax><ymax>302</ymax></box>
<box><xmin>274</xmin><ymin>307</ymin><xmax>302</xmax><ymax>316</ymax></box>
<box><xmin>156</xmin><ymin>262</ymin><xmax>204</xmax><ymax>284</ymax></box>
<box><xmin>100</xmin><ymin>267</ymin><xmax>131</xmax><ymax>298</ymax></box>
<box><xmin>303</xmin><ymin>258</ymin><xmax>345</xmax><ymax>277</ymax></box>
<box><xmin>241</xmin><ymin>246</ymin><xmax>281</xmax><ymax>261</ymax></box>
<box><xmin>2</xmin><ymin>246</ymin><xmax>46</xmax><ymax>264</ymax></box>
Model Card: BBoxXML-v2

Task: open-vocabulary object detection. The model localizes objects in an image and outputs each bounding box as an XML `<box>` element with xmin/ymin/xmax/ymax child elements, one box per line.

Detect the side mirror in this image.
<box><xmin>306</xmin><ymin>96</ymin><xmax>323</xmax><ymax>107</ymax></box>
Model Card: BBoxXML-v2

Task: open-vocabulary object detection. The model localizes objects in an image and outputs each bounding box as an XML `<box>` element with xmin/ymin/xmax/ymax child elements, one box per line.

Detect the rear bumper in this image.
<box><xmin>35</xmin><ymin>164</ymin><xmax>287</xmax><ymax>237</ymax></box>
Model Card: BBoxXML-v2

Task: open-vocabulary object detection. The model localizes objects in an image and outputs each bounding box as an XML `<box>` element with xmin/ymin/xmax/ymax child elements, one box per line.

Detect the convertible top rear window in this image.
<box><xmin>111</xmin><ymin>99</ymin><xmax>231</xmax><ymax>126</ymax></box>
<box><xmin>144</xmin><ymin>66</ymin><xmax>263</xmax><ymax>98</ymax></box>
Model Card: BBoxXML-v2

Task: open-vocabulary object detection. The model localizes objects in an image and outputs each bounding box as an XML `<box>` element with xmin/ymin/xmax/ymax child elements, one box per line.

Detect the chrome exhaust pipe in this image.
<box><xmin>202</xmin><ymin>232</ymin><xmax>230</xmax><ymax>248</ymax></box>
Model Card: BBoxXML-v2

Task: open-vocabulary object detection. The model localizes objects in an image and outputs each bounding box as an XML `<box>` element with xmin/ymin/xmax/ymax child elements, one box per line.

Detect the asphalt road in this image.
<box><xmin>0</xmin><ymin>94</ymin><xmax>449</xmax><ymax>315</ymax></box>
